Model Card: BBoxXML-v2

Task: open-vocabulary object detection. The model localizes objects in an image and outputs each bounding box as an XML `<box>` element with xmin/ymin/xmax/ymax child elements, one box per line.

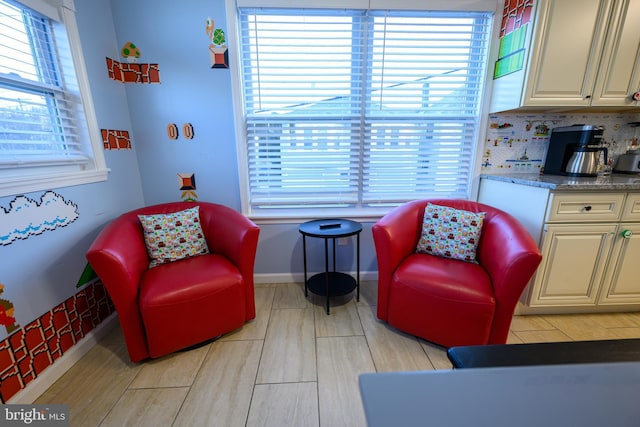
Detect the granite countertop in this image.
<box><xmin>481</xmin><ymin>173</ymin><xmax>640</xmax><ymax>191</ymax></box>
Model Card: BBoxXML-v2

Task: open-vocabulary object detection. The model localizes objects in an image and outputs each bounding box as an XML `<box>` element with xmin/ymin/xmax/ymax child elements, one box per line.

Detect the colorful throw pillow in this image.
<box><xmin>138</xmin><ymin>206</ymin><xmax>209</xmax><ymax>268</ymax></box>
<box><xmin>416</xmin><ymin>203</ymin><xmax>485</xmax><ymax>263</ymax></box>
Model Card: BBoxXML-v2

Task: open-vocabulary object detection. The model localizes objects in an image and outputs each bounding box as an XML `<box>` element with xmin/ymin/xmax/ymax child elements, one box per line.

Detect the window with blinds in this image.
<box><xmin>0</xmin><ymin>0</ymin><xmax>106</xmax><ymax>197</ymax></box>
<box><xmin>237</xmin><ymin>8</ymin><xmax>492</xmax><ymax>215</ymax></box>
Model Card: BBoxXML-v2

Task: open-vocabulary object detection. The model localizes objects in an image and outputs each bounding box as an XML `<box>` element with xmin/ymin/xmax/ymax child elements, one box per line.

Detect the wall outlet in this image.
<box><xmin>338</xmin><ymin>237</ymin><xmax>349</xmax><ymax>246</ymax></box>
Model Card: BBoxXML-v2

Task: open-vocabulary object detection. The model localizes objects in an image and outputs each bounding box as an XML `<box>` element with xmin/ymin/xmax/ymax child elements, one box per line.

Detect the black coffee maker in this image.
<box><xmin>543</xmin><ymin>125</ymin><xmax>605</xmax><ymax>176</ymax></box>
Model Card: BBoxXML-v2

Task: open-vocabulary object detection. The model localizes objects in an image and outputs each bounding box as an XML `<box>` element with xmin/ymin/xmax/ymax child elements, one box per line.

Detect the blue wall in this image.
<box><xmin>108</xmin><ymin>0</ymin><xmax>379</xmax><ymax>279</ymax></box>
<box><xmin>0</xmin><ymin>0</ymin><xmax>144</xmax><ymax>336</ymax></box>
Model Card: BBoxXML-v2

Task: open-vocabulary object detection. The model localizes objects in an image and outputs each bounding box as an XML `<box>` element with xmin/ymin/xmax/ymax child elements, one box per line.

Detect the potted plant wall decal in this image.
<box><xmin>206</xmin><ymin>17</ymin><xmax>228</xmax><ymax>68</ymax></box>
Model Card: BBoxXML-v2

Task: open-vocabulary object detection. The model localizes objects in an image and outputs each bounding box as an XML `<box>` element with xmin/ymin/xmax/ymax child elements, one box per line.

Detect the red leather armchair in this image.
<box><xmin>372</xmin><ymin>199</ymin><xmax>541</xmax><ymax>348</ymax></box>
<box><xmin>87</xmin><ymin>202</ymin><xmax>259</xmax><ymax>362</ymax></box>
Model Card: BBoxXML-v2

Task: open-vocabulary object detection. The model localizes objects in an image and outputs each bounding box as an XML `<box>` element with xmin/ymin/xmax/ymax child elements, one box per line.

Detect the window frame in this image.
<box><xmin>226</xmin><ymin>0</ymin><xmax>499</xmax><ymax>221</ymax></box>
<box><xmin>0</xmin><ymin>0</ymin><xmax>108</xmax><ymax>198</ymax></box>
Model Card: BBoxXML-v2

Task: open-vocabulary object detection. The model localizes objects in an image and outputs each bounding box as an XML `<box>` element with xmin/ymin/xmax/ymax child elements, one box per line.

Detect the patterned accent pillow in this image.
<box><xmin>138</xmin><ymin>206</ymin><xmax>209</xmax><ymax>268</ymax></box>
<box><xmin>416</xmin><ymin>203</ymin><xmax>485</xmax><ymax>263</ymax></box>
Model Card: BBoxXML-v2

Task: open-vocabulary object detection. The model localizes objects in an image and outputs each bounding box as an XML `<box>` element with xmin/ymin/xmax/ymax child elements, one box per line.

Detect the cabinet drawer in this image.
<box><xmin>546</xmin><ymin>193</ymin><xmax>625</xmax><ymax>222</ymax></box>
<box><xmin>621</xmin><ymin>193</ymin><xmax>640</xmax><ymax>222</ymax></box>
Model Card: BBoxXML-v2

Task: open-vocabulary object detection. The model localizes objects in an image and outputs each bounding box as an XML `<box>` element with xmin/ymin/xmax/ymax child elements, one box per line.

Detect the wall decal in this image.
<box><xmin>167</xmin><ymin>123</ymin><xmax>179</xmax><ymax>140</ymax></box>
<box><xmin>106</xmin><ymin>57</ymin><xmax>161</xmax><ymax>84</ymax></box>
<box><xmin>0</xmin><ymin>191</ymin><xmax>79</xmax><ymax>246</ymax></box>
<box><xmin>494</xmin><ymin>0</ymin><xmax>534</xmax><ymax>79</ymax></box>
<box><xmin>0</xmin><ymin>281</ymin><xmax>114</xmax><ymax>402</ymax></box>
<box><xmin>0</xmin><ymin>284</ymin><xmax>19</xmax><ymax>335</ymax></box>
<box><xmin>76</xmin><ymin>263</ymin><xmax>98</xmax><ymax>289</ymax></box>
<box><xmin>120</xmin><ymin>41</ymin><xmax>141</xmax><ymax>63</ymax></box>
<box><xmin>101</xmin><ymin>129</ymin><xmax>132</xmax><ymax>150</ymax></box>
<box><xmin>183</xmin><ymin>123</ymin><xmax>195</xmax><ymax>139</ymax></box>
<box><xmin>178</xmin><ymin>173</ymin><xmax>198</xmax><ymax>202</ymax></box>
<box><xmin>206</xmin><ymin>18</ymin><xmax>228</xmax><ymax>68</ymax></box>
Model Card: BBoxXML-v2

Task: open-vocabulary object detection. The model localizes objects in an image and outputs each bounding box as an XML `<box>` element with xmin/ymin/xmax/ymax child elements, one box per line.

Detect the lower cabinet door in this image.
<box><xmin>528</xmin><ymin>223</ymin><xmax>617</xmax><ymax>307</ymax></box>
<box><xmin>598</xmin><ymin>223</ymin><xmax>640</xmax><ymax>305</ymax></box>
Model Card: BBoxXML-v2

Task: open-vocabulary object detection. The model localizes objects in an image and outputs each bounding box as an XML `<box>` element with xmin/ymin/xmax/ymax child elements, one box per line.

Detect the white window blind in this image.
<box><xmin>0</xmin><ymin>0</ymin><xmax>106</xmax><ymax>197</ymax></box>
<box><xmin>238</xmin><ymin>8</ymin><xmax>491</xmax><ymax>214</ymax></box>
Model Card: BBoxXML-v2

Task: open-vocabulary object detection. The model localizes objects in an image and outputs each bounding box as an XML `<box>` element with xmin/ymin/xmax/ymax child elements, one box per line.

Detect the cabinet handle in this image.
<box><xmin>621</xmin><ymin>229</ymin><xmax>633</xmax><ymax>239</ymax></box>
<box><xmin>583</xmin><ymin>205</ymin><xmax>592</xmax><ymax>212</ymax></box>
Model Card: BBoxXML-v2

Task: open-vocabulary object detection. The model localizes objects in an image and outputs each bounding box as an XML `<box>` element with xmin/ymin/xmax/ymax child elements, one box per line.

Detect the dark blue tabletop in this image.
<box><xmin>298</xmin><ymin>218</ymin><xmax>362</xmax><ymax>238</ymax></box>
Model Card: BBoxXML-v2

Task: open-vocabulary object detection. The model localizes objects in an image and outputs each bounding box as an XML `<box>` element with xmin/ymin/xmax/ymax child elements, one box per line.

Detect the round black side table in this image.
<box><xmin>298</xmin><ymin>219</ymin><xmax>362</xmax><ymax>315</ymax></box>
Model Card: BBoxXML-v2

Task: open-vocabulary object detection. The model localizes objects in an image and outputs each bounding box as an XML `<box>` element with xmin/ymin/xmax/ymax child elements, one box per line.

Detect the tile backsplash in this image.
<box><xmin>481</xmin><ymin>112</ymin><xmax>640</xmax><ymax>174</ymax></box>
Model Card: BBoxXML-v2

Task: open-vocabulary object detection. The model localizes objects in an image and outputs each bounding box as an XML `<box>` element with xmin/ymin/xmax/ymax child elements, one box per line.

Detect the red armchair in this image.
<box><xmin>87</xmin><ymin>202</ymin><xmax>259</xmax><ymax>362</ymax></box>
<box><xmin>372</xmin><ymin>199</ymin><xmax>541</xmax><ymax>348</ymax></box>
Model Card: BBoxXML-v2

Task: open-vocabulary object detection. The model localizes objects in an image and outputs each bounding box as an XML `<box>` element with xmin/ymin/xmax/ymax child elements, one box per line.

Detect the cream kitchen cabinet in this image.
<box><xmin>598</xmin><ymin>195</ymin><xmax>640</xmax><ymax>305</ymax></box>
<box><xmin>478</xmin><ymin>177</ymin><xmax>640</xmax><ymax>313</ymax></box>
<box><xmin>490</xmin><ymin>0</ymin><xmax>640</xmax><ymax>112</ymax></box>
<box><xmin>528</xmin><ymin>223</ymin><xmax>617</xmax><ymax>307</ymax></box>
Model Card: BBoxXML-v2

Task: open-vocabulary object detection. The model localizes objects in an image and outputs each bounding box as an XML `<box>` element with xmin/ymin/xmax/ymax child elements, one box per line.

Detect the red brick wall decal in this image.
<box><xmin>101</xmin><ymin>129</ymin><xmax>132</xmax><ymax>150</ymax></box>
<box><xmin>106</xmin><ymin>57</ymin><xmax>161</xmax><ymax>84</ymax></box>
<box><xmin>500</xmin><ymin>0</ymin><xmax>534</xmax><ymax>37</ymax></box>
<box><xmin>0</xmin><ymin>281</ymin><xmax>115</xmax><ymax>403</ymax></box>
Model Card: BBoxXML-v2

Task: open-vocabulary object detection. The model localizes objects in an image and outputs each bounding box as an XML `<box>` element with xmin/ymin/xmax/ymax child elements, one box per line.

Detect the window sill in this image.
<box><xmin>245</xmin><ymin>208</ymin><xmax>393</xmax><ymax>225</ymax></box>
<box><xmin>0</xmin><ymin>168</ymin><xmax>110</xmax><ymax>198</ymax></box>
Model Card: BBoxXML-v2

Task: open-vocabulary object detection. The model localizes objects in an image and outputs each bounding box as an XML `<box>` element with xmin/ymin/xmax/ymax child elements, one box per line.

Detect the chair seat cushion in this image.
<box><xmin>139</xmin><ymin>253</ymin><xmax>245</xmax><ymax>358</ymax></box>
<box><xmin>387</xmin><ymin>253</ymin><xmax>496</xmax><ymax>347</ymax></box>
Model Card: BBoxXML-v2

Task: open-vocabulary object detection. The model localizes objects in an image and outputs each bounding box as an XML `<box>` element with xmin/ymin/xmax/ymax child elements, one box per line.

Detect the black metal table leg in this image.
<box><xmin>324</xmin><ymin>237</ymin><xmax>330</xmax><ymax>314</ymax></box>
<box><xmin>303</xmin><ymin>234</ymin><xmax>308</xmax><ymax>297</ymax></box>
<box><xmin>356</xmin><ymin>232</ymin><xmax>360</xmax><ymax>302</ymax></box>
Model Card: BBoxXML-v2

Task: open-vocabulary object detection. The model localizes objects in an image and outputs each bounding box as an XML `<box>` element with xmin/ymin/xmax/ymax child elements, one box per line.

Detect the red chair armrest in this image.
<box><xmin>86</xmin><ymin>214</ymin><xmax>150</xmax><ymax>361</ymax></box>
<box><xmin>199</xmin><ymin>204</ymin><xmax>260</xmax><ymax>319</ymax></box>
<box><xmin>372</xmin><ymin>200</ymin><xmax>426</xmax><ymax>320</ymax></box>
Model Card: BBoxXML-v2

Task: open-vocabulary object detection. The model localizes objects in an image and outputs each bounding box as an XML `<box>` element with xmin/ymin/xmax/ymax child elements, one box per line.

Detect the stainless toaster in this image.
<box><xmin>614</xmin><ymin>151</ymin><xmax>640</xmax><ymax>174</ymax></box>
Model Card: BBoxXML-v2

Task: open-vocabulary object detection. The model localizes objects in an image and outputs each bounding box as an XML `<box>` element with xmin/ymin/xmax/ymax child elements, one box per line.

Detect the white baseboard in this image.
<box><xmin>254</xmin><ymin>270</ymin><xmax>378</xmax><ymax>284</ymax></box>
<box><xmin>8</xmin><ymin>313</ymin><xmax>119</xmax><ymax>404</ymax></box>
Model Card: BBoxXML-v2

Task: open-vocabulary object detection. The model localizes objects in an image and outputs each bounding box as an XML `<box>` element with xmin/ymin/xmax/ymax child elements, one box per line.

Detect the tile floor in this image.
<box><xmin>35</xmin><ymin>282</ymin><xmax>640</xmax><ymax>426</ymax></box>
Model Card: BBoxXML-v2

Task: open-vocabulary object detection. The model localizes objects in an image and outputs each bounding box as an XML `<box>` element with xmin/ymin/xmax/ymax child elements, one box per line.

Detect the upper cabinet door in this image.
<box><xmin>591</xmin><ymin>0</ymin><xmax>640</xmax><ymax>106</ymax></box>
<box><xmin>523</xmin><ymin>0</ymin><xmax>614</xmax><ymax>107</ymax></box>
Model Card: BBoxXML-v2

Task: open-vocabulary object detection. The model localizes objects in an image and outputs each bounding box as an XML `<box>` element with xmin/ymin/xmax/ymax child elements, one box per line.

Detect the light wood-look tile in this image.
<box><xmin>314</xmin><ymin>300</ymin><xmax>364</xmax><ymax>338</ymax></box>
<box><xmin>543</xmin><ymin>314</ymin><xmax>613</xmax><ymax>341</ymax></box>
<box><xmin>257</xmin><ymin>308</ymin><xmax>316</xmax><ymax>384</ymax></box>
<box><xmin>357</xmin><ymin>281</ymin><xmax>378</xmax><ymax>307</ymax></box>
<box><xmin>507</xmin><ymin>331</ymin><xmax>525</xmax><ymax>344</ymax></box>
<box><xmin>34</xmin><ymin>327</ymin><xmax>140</xmax><ymax>427</ymax></box>
<box><xmin>128</xmin><ymin>344</ymin><xmax>209</xmax><ymax>388</ymax></box>
<box><xmin>606</xmin><ymin>327</ymin><xmax>640</xmax><ymax>338</ymax></box>
<box><xmin>317</xmin><ymin>336</ymin><xmax>376</xmax><ymax>427</ymax></box>
<box><xmin>173</xmin><ymin>340</ymin><xmax>262</xmax><ymax>427</ymax></box>
<box><xmin>221</xmin><ymin>286</ymin><xmax>275</xmax><ymax>341</ymax></box>
<box><xmin>247</xmin><ymin>382</ymin><xmax>319</xmax><ymax>427</ymax></box>
<box><xmin>510</xmin><ymin>315</ymin><xmax>556</xmax><ymax>331</ymax></box>
<box><xmin>583</xmin><ymin>313</ymin><xmax>640</xmax><ymax>328</ymax></box>
<box><xmin>358</xmin><ymin>304</ymin><xmax>434</xmax><ymax>372</ymax></box>
<box><xmin>273</xmin><ymin>283</ymin><xmax>309</xmax><ymax>309</ymax></box>
<box><xmin>513</xmin><ymin>329</ymin><xmax>573</xmax><ymax>343</ymax></box>
<box><xmin>100</xmin><ymin>387</ymin><xmax>188</xmax><ymax>427</ymax></box>
<box><xmin>419</xmin><ymin>340</ymin><xmax>452</xmax><ymax>370</ymax></box>
<box><xmin>33</xmin><ymin>282</ymin><xmax>640</xmax><ymax>427</ymax></box>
